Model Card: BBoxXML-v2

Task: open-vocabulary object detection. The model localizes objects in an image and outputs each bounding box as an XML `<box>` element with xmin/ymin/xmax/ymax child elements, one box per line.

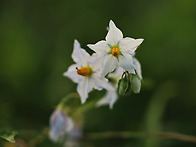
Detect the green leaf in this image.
<box><xmin>0</xmin><ymin>130</ymin><xmax>17</xmax><ymax>143</ymax></box>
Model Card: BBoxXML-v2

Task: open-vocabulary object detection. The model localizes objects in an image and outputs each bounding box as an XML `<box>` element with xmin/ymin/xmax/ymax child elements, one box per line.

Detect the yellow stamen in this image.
<box><xmin>111</xmin><ymin>47</ymin><xmax>120</xmax><ymax>56</ymax></box>
<box><xmin>77</xmin><ymin>67</ymin><xmax>91</xmax><ymax>76</ymax></box>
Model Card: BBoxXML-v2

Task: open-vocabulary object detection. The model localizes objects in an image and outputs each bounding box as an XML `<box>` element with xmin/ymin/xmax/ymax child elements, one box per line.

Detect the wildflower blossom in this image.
<box><xmin>49</xmin><ymin>109</ymin><xmax>74</xmax><ymax>142</ymax></box>
<box><xmin>64</xmin><ymin>40</ymin><xmax>113</xmax><ymax>104</ymax></box>
<box><xmin>88</xmin><ymin>20</ymin><xmax>144</xmax><ymax>76</ymax></box>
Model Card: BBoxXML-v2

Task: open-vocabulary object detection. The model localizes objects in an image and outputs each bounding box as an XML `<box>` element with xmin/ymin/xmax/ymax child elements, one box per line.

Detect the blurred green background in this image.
<box><xmin>1</xmin><ymin>0</ymin><xmax>196</xmax><ymax>146</ymax></box>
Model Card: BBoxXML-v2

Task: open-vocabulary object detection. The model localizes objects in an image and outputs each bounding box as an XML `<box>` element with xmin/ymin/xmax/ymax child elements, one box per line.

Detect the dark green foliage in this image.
<box><xmin>1</xmin><ymin>0</ymin><xmax>196</xmax><ymax>146</ymax></box>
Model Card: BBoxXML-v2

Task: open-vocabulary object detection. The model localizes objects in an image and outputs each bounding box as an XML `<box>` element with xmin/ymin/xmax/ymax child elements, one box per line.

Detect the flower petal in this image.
<box><xmin>87</xmin><ymin>40</ymin><xmax>110</xmax><ymax>55</ymax></box>
<box><xmin>133</xmin><ymin>58</ymin><xmax>142</xmax><ymax>79</ymax></box>
<box><xmin>88</xmin><ymin>53</ymin><xmax>103</xmax><ymax>74</ymax></box>
<box><xmin>118</xmin><ymin>54</ymin><xmax>135</xmax><ymax>74</ymax></box>
<box><xmin>69</xmin><ymin>123</ymin><xmax>83</xmax><ymax>141</ymax></box>
<box><xmin>72</xmin><ymin>40</ymin><xmax>90</xmax><ymax>66</ymax></box>
<box><xmin>63</xmin><ymin>64</ymin><xmax>81</xmax><ymax>83</ymax></box>
<box><xmin>108</xmin><ymin>67</ymin><xmax>124</xmax><ymax>80</ymax></box>
<box><xmin>106</xmin><ymin>20</ymin><xmax>123</xmax><ymax>44</ymax></box>
<box><xmin>92</xmin><ymin>74</ymin><xmax>114</xmax><ymax>91</ymax></box>
<box><xmin>49</xmin><ymin>109</ymin><xmax>74</xmax><ymax>142</ymax></box>
<box><xmin>120</xmin><ymin>37</ymin><xmax>144</xmax><ymax>54</ymax></box>
<box><xmin>96</xmin><ymin>91</ymin><xmax>118</xmax><ymax>109</ymax></box>
<box><xmin>77</xmin><ymin>77</ymin><xmax>93</xmax><ymax>104</ymax></box>
<box><xmin>101</xmin><ymin>54</ymin><xmax>119</xmax><ymax>76</ymax></box>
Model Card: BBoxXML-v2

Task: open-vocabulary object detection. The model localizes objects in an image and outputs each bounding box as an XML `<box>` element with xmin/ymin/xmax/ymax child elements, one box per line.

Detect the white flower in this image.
<box><xmin>64</xmin><ymin>40</ymin><xmax>113</xmax><ymax>104</ymax></box>
<box><xmin>88</xmin><ymin>20</ymin><xmax>144</xmax><ymax>76</ymax></box>
<box><xmin>96</xmin><ymin>67</ymin><xmax>124</xmax><ymax>109</ymax></box>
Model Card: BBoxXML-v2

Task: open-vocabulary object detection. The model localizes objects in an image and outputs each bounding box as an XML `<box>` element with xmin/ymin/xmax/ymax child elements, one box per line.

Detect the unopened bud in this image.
<box><xmin>131</xmin><ymin>74</ymin><xmax>141</xmax><ymax>94</ymax></box>
<box><xmin>118</xmin><ymin>72</ymin><xmax>130</xmax><ymax>96</ymax></box>
<box><xmin>49</xmin><ymin>109</ymin><xmax>74</xmax><ymax>142</ymax></box>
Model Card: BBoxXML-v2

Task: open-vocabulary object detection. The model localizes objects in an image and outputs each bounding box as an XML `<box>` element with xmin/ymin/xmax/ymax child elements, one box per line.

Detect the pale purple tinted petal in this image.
<box><xmin>72</xmin><ymin>40</ymin><xmax>90</xmax><ymax>66</ymax></box>
<box><xmin>106</xmin><ymin>20</ymin><xmax>123</xmax><ymax>44</ymax></box>
<box><xmin>49</xmin><ymin>110</ymin><xmax>73</xmax><ymax>142</ymax></box>
<box><xmin>118</xmin><ymin>54</ymin><xmax>135</xmax><ymax>74</ymax></box>
<box><xmin>69</xmin><ymin>123</ymin><xmax>83</xmax><ymax>141</ymax></box>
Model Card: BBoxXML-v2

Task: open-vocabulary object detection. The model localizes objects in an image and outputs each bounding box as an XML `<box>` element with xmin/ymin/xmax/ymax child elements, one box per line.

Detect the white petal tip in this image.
<box><xmin>138</xmin><ymin>38</ymin><xmax>144</xmax><ymax>43</ymax></box>
<box><xmin>80</xmin><ymin>95</ymin><xmax>87</xmax><ymax>104</ymax></box>
<box><xmin>87</xmin><ymin>44</ymin><xmax>93</xmax><ymax>48</ymax></box>
<box><xmin>109</xmin><ymin>20</ymin><xmax>116</xmax><ymax>27</ymax></box>
<box><xmin>109</xmin><ymin>20</ymin><xmax>114</xmax><ymax>24</ymax></box>
<box><xmin>74</xmin><ymin>40</ymin><xmax>80</xmax><ymax>47</ymax></box>
<box><xmin>63</xmin><ymin>71</ymin><xmax>69</xmax><ymax>77</ymax></box>
<box><xmin>74</xmin><ymin>39</ymin><xmax>78</xmax><ymax>43</ymax></box>
<box><xmin>81</xmin><ymin>99</ymin><xmax>86</xmax><ymax>104</ymax></box>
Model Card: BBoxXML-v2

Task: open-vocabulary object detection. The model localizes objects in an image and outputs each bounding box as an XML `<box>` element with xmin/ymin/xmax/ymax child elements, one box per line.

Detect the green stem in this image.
<box><xmin>84</xmin><ymin>131</ymin><xmax>196</xmax><ymax>143</ymax></box>
<box><xmin>57</xmin><ymin>92</ymin><xmax>80</xmax><ymax>109</ymax></box>
<box><xmin>78</xmin><ymin>98</ymin><xmax>98</xmax><ymax>114</ymax></box>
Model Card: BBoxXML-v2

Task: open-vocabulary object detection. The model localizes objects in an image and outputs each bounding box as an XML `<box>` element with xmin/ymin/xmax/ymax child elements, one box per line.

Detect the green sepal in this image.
<box><xmin>118</xmin><ymin>72</ymin><xmax>131</xmax><ymax>96</ymax></box>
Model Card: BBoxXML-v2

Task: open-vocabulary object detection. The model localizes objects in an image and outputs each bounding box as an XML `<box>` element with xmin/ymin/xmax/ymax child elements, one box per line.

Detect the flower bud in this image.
<box><xmin>131</xmin><ymin>74</ymin><xmax>141</xmax><ymax>93</ymax></box>
<box><xmin>118</xmin><ymin>72</ymin><xmax>130</xmax><ymax>96</ymax></box>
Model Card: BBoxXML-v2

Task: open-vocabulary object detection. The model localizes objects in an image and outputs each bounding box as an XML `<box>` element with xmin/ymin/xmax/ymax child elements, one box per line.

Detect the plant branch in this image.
<box><xmin>84</xmin><ymin>131</ymin><xmax>196</xmax><ymax>143</ymax></box>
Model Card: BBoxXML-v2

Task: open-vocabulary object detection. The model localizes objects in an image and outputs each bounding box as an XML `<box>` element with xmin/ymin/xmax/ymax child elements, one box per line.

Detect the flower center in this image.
<box><xmin>111</xmin><ymin>47</ymin><xmax>120</xmax><ymax>57</ymax></box>
<box><xmin>77</xmin><ymin>67</ymin><xmax>91</xmax><ymax>76</ymax></box>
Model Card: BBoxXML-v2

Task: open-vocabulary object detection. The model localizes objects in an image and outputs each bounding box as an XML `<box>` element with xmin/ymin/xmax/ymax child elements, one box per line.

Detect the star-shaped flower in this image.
<box><xmin>64</xmin><ymin>40</ymin><xmax>113</xmax><ymax>104</ymax></box>
<box><xmin>88</xmin><ymin>20</ymin><xmax>144</xmax><ymax>76</ymax></box>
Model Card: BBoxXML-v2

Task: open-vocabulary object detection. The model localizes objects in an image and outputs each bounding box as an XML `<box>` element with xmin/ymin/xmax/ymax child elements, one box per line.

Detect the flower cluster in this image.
<box><xmin>49</xmin><ymin>20</ymin><xmax>144</xmax><ymax>145</ymax></box>
<box><xmin>64</xmin><ymin>20</ymin><xmax>144</xmax><ymax>108</ymax></box>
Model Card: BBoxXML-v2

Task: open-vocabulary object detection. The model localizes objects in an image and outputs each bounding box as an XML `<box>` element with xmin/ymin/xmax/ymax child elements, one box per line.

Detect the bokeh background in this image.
<box><xmin>1</xmin><ymin>0</ymin><xmax>196</xmax><ymax>146</ymax></box>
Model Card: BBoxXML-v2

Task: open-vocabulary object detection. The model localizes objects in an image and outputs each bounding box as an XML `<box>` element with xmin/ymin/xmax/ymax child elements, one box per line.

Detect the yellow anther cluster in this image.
<box><xmin>111</xmin><ymin>47</ymin><xmax>120</xmax><ymax>57</ymax></box>
<box><xmin>77</xmin><ymin>67</ymin><xmax>91</xmax><ymax>76</ymax></box>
